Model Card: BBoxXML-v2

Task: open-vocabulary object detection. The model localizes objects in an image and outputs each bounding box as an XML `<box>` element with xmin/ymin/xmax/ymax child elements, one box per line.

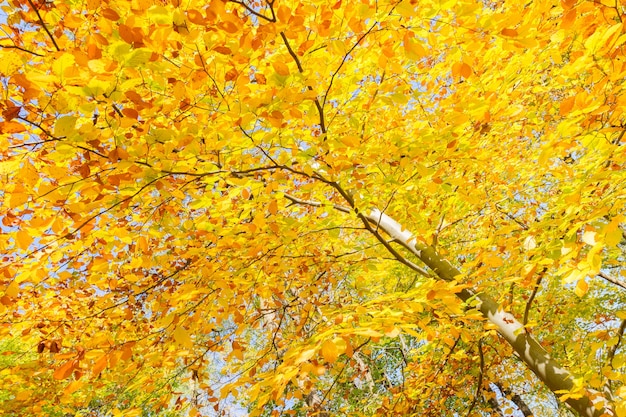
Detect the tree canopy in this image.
<box><xmin>1</xmin><ymin>0</ymin><xmax>626</xmax><ymax>416</ymax></box>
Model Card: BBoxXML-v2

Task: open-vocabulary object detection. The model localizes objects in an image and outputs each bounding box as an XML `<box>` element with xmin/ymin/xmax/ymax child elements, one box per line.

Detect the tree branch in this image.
<box><xmin>229</xmin><ymin>0</ymin><xmax>276</xmax><ymax>22</ymax></box>
<box><xmin>523</xmin><ymin>267</ymin><xmax>547</xmax><ymax>325</ymax></box>
<box><xmin>597</xmin><ymin>271</ymin><xmax>626</xmax><ymax>291</ymax></box>
<box><xmin>464</xmin><ymin>339</ymin><xmax>484</xmax><ymax>417</ymax></box>
<box><xmin>0</xmin><ymin>43</ymin><xmax>45</xmax><ymax>57</ymax></box>
<box><xmin>26</xmin><ymin>0</ymin><xmax>60</xmax><ymax>51</ymax></box>
<box><xmin>280</xmin><ymin>31</ymin><xmax>326</xmax><ymax>134</ymax></box>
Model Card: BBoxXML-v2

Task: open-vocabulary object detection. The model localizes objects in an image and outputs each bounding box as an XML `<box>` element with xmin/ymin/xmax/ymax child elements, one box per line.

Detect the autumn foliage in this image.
<box><xmin>1</xmin><ymin>0</ymin><xmax>626</xmax><ymax>416</ymax></box>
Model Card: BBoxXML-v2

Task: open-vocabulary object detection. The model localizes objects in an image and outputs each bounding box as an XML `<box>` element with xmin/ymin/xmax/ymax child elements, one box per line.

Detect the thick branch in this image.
<box><xmin>363</xmin><ymin>210</ymin><xmax>613</xmax><ymax>417</ymax></box>
<box><xmin>598</xmin><ymin>271</ymin><xmax>626</xmax><ymax>291</ymax></box>
<box><xmin>283</xmin><ymin>193</ymin><xmax>429</xmax><ymax>277</ymax></box>
<box><xmin>493</xmin><ymin>383</ymin><xmax>534</xmax><ymax>417</ymax></box>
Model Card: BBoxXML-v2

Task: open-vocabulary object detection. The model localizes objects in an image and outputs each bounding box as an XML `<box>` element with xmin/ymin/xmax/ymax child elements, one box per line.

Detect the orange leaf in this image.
<box><xmin>560</xmin><ymin>96</ymin><xmax>575</xmax><ymax>116</ymax></box>
<box><xmin>459</xmin><ymin>63</ymin><xmax>472</xmax><ymax>79</ymax></box>
<box><xmin>63</xmin><ymin>380</ymin><xmax>83</xmax><ymax>395</ymax></box>
<box><xmin>119</xmin><ymin>24</ymin><xmax>135</xmax><ymax>44</ymax></box>
<box><xmin>561</xmin><ymin>9</ymin><xmax>576</xmax><ymax>29</ymax></box>
<box><xmin>5</xmin><ymin>281</ymin><xmax>19</xmax><ymax>298</ymax></box>
<box><xmin>53</xmin><ymin>359</ymin><xmax>78</xmax><ymax>380</ymax></box>
<box><xmin>501</xmin><ymin>28</ymin><xmax>518</xmax><ymax>37</ymax></box>
<box><xmin>213</xmin><ymin>46</ymin><xmax>232</xmax><ymax>55</ymax></box>
<box><xmin>92</xmin><ymin>354</ymin><xmax>108</xmax><ymax>376</ymax></box>
<box><xmin>121</xmin><ymin>345</ymin><xmax>133</xmax><ymax>361</ymax></box>
<box><xmin>277</xmin><ymin>5</ymin><xmax>291</xmax><ymax>22</ymax></box>
<box><xmin>268</xmin><ymin>199</ymin><xmax>278</xmax><ymax>215</ymax></box>
<box><xmin>321</xmin><ymin>340</ymin><xmax>338</xmax><ymax>363</ymax></box>
<box><xmin>122</xmin><ymin>108</ymin><xmax>139</xmax><ymax>119</ymax></box>
<box><xmin>403</xmin><ymin>33</ymin><xmax>427</xmax><ymax>60</ymax></box>
<box><xmin>187</xmin><ymin>10</ymin><xmax>205</xmax><ymax>25</ymax></box>
<box><xmin>16</xmin><ymin>230</ymin><xmax>32</xmax><ymax>250</ymax></box>
<box><xmin>219</xmin><ymin>21</ymin><xmax>238</xmax><ymax>34</ymax></box>
<box><xmin>9</xmin><ymin>192</ymin><xmax>28</xmax><ymax>208</ymax></box>
<box><xmin>272</xmin><ymin>61</ymin><xmax>290</xmax><ymax>76</ymax></box>
<box><xmin>0</xmin><ymin>121</ymin><xmax>26</xmax><ymax>133</ymax></box>
<box><xmin>298</xmin><ymin>40</ymin><xmax>315</xmax><ymax>55</ymax></box>
<box><xmin>101</xmin><ymin>8</ymin><xmax>120</xmax><ymax>21</ymax></box>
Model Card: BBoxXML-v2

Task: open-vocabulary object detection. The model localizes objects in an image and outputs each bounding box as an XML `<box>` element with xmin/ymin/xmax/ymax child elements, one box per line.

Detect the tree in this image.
<box><xmin>1</xmin><ymin>0</ymin><xmax>625</xmax><ymax>415</ymax></box>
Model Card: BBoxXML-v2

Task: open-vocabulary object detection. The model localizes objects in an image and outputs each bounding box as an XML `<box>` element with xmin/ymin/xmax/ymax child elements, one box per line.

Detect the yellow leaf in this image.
<box><xmin>0</xmin><ymin>49</ymin><xmax>23</xmax><ymax>75</ymax></box>
<box><xmin>125</xmin><ymin>48</ymin><xmax>152</xmax><ymax>67</ymax></box>
<box><xmin>340</xmin><ymin>135</ymin><xmax>360</xmax><ymax>147</ymax></box>
<box><xmin>396</xmin><ymin>1</ymin><xmax>416</xmax><ymax>18</ymax></box>
<box><xmin>563</xmin><ymin>268</ymin><xmax>586</xmax><ymax>284</ymax></box>
<box><xmin>403</xmin><ymin>33</ymin><xmax>427</xmax><ymax>60</ymax></box>
<box><xmin>15</xmin><ymin>391</ymin><xmax>30</xmax><ymax>401</ymax></box>
<box><xmin>616</xmin><ymin>399</ymin><xmax>626</xmax><ymax>417</ymax></box>
<box><xmin>54</xmin><ymin>116</ymin><xmax>77</xmax><ymax>138</ymax></box>
<box><xmin>295</xmin><ymin>348</ymin><xmax>316</xmax><ymax>364</ymax></box>
<box><xmin>16</xmin><ymin>230</ymin><xmax>33</xmax><ymax>250</ymax></box>
<box><xmin>385</xmin><ymin>326</ymin><xmax>401</xmax><ymax>338</ymax></box>
<box><xmin>173</xmin><ymin>326</ymin><xmax>193</xmax><ymax>348</ymax></box>
<box><xmin>574</xmin><ymin>280</ymin><xmax>588</xmax><ymax>297</ymax></box>
<box><xmin>582</xmin><ymin>231</ymin><xmax>596</xmax><ymax>245</ymax></box>
<box><xmin>605</xmin><ymin>228</ymin><xmax>623</xmax><ymax>247</ymax></box>
<box><xmin>63</xmin><ymin>380</ymin><xmax>83</xmax><ymax>395</ymax></box>
<box><xmin>52</xmin><ymin>53</ymin><xmax>76</xmax><ymax>78</ymax></box>
<box><xmin>585</xmin><ymin>23</ymin><xmax>622</xmax><ymax>54</ymax></box>
<box><xmin>5</xmin><ymin>281</ymin><xmax>19</xmax><ymax>298</ymax></box>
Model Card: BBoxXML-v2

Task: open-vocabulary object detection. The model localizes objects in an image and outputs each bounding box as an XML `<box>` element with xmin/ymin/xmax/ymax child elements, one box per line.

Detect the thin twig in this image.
<box><xmin>26</xmin><ymin>0</ymin><xmax>60</xmax><ymax>51</ymax></box>
<box><xmin>523</xmin><ymin>268</ymin><xmax>547</xmax><ymax>325</ymax></box>
<box><xmin>607</xmin><ymin>319</ymin><xmax>626</xmax><ymax>378</ymax></box>
<box><xmin>464</xmin><ymin>338</ymin><xmax>484</xmax><ymax>417</ymax></box>
<box><xmin>229</xmin><ymin>0</ymin><xmax>276</xmax><ymax>22</ymax></box>
<box><xmin>0</xmin><ymin>44</ymin><xmax>45</xmax><ymax>57</ymax></box>
<box><xmin>280</xmin><ymin>31</ymin><xmax>326</xmax><ymax>133</ymax></box>
<box><xmin>284</xmin><ymin>193</ymin><xmax>350</xmax><ymax>213</ymax></box>
<box><xmin>321</xmin><ymin>1</ymin><xmax>402</xmax><ymax>111</ymax></box>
